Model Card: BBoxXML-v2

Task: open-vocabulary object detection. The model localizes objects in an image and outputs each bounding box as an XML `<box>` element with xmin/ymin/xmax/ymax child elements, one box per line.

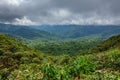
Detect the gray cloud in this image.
<box><xmin>0</xmin><ymin>0</ymin><xmax>120</xmax><ymax>25</ymax></box>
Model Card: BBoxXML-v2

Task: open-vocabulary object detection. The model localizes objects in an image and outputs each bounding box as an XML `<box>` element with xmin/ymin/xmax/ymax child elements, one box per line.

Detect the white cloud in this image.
<box><xmin>8</xmin><ymin>0</ymin><xmax>21</xmax><ymax>6</ymax></box>
<box><xmin>12</xmin><ymin>16</ymin><xmax>36</xmax><ymax>25</ymax></box>
<box><xmin>61</xmin><ymin>16</ymin><xmax>115</xmax><ymax>25</ymax></box>
<box><xmin>0</xmin><ymin>0</ymin><xmax>24</xmax><ymax>6</ymax></box>
<box><xmin>4</xmin><ymin>13</ymin><xmax>119</xmax><ymax>25</ymax></box>
<box><xmin>37</xmin><ymin>10</ymin><xmax>117</xmax><ymax>25</ymax></box>
<box><xmin>49</xmin><ymin>9</ymin><xmax>71</xmax><ymax>18</ymax></box>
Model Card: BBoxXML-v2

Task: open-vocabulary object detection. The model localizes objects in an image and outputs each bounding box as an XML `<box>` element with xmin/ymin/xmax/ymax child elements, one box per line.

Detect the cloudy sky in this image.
<box><xmin>0</xmin><ymin>0</ymin><xmax>120</xmax><ymax>25</ymax></box>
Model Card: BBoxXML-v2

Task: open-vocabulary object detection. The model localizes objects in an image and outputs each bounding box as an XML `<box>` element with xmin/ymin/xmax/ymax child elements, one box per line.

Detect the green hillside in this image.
<box><xmin>0</xmin><ymin>34</ymin><xmax>30</xmax><ymax>54</ymax></box>
<box><xmin>0</xmin><ymin>34</ymin><xmax>47</xmax><ymax>79</ymax></box>
<box><xmin>91</xmin><ymin>34</ymin><xmax>120</xmax><ymax>53</ymax></box>
<box><xmin>33</xmin><ymin>25</ymin><xmax>120</xmax><ymax>39</ymax></box>
<box><xmin>0</xmin><ymin>34</ymin><xmax>120</xmax><ymax>80</ymax></box>
<box><xmin>1</xmin><ymin>24</ymin><xmax>120</xmax><ymax>41</ymax></box>
<box><xmin>29</xmin><ymin>38</ymin><xmax>101</xmax><ymax>56</ymax></box>
<box><xmin>0</xmin><ymin>24</ymin><xmax>55</xmax><ymax>40</ymax></box>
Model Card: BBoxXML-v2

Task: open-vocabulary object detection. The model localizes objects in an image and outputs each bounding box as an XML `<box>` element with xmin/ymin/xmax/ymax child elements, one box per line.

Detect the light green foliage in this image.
<box><xmin>68</xmin><ymin>56</ymin><xmax>97</xmax><ymax>76</ymax></box>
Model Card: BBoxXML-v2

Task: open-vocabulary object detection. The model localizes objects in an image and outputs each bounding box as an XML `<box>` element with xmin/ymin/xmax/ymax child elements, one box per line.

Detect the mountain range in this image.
<box><xmin>32</xmin><ymin>25</ymin><xmax>120</xmax><ymax>39</ymax></box>
<box><xmin>1</xmin><ymin>24</ymin><xmax>120</xmax><ymax>40</ymax></box>
<box><xmin>0</xmin><ymin>32</ymin><xmax>120</xmax><ymax>79</ymax></box>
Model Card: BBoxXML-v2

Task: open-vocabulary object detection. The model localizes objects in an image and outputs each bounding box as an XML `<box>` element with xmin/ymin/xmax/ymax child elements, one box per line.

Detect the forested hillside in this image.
<box><xmin>0</xmin><ymin>34</ymin><xmax>47</xmax><ymax>79</ymax></box>
<box><xmin>0</xmin><ymin>24</ymin><xmax>54</xmax><ymax>39</ymax></box>
<box><xmin>33</xmin><ymin>25</ymin><xmax>120</xmax><ymax>39</ymax></box>
<box><xmin>1</xmin><ymin>24</ymin><xmax>120</xmax><ymax>41</ymax></box>
<box><xmin>0</xmin><ymin>34</ymin><xmax>120</xmax><ymax>79</ymax></box>
<box><xmin>90</xmin><ymin>34</ymin><xmax>120</xmax><ymax>53</ymax></box>
<box><xmin>29</xmin><ymin>39</ymin><xmax>101</xmax><ymax>55</ymax></box>
<box><xmin>1</xmin><ymin>0</ymin><xmax>120</xmax><ymax>79</ymax></box>
<box><xmin>0</xmin><ymin>23</ymin><xmax>120</xmax><ymax>80</ymax></box>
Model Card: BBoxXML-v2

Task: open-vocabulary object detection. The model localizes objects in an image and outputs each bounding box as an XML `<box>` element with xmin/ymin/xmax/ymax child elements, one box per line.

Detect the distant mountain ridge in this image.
<box><xmin>33</xmin><ymin>25</ymin><xmax>120</xmax><ymax>39</ymax></box>
<box><xmin>1</xmin><ymin>23</ymin><xmax>120</xmax><ymax>40</ymax></box>
<box><xmin>0</xmin><ymin>23</ymin><xmax>54</xmax><ymax>39</ymax></box>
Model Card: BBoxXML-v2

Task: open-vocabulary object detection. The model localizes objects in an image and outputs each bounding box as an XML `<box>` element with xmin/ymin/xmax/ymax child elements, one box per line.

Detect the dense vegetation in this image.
<box><xmin>29</xmin><ymin>39</ymin><xmax>101</xmax><ymax>56</ymax></box>
<box><xmin>91</xmin><ymin>34</ymin><xmax>120</xmax><ymax>53</ymax></box>
<box><xmin>1</xmin><ymin>24</ymin><xmax>120</xmax><ymax>40</ymax></box>
<box><xmin>0</xmin><ymin>23</ymin><xmax>55</xmax><ymax>39</ymax></box>
<box><xmin>0</xmin><ymin>34</ymin><xmax>120</xmax><ymax>80</ymax></box>
<box><xmin>33</xmin><ymin>25</ymin><xmax>120</xmax><ymax>39</ymax></box>
<box><xmin>1</xmin><ymin>24</ymin><xmax>120</xmax><ymax>79</ymax></box>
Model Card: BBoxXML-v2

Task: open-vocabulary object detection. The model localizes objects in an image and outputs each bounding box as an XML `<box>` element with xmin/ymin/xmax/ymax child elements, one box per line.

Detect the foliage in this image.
<box><xmin>1</xmin><ymin>34</ymin><xmax>120</xmax><ymax>80</ymax></box>
<box><xmin>33</xmin><ymin>25</ymin><xmax>120</xmax><ymax>39</ymax></box>
<box><xmin>0</xmin><ymin>23</ymin><xmax>54</xmax><ymax>39</ymax></box>
<box><xmin>91</xmin><ymin>34</ymin><xmax>120</xmax><ymax>53</ymax></box>
<box><xmin>29</xmin><ymin>39</ymin><xmax>100</xmax><ymax>56</ymax></box>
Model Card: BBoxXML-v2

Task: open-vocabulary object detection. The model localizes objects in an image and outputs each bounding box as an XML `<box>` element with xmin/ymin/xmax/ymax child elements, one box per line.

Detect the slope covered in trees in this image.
<box><xmin>91</xmin><ymin>34</ymin><xmax>120</xmax><ymax>53</ymax></box>
<box><xmin>0</xmin><ymin>34</ymin><xmax>120</xmax><ymax>79</ymax></box>
<box><xmin>0</xmin><ymin>34</ymin><xmax>30</xmax><ymax>54</ymax></box>
<box><xmin>29</xmin><ymin>39</ymin><xmax>101</xmax><ymax>56</ymax></box>
<box><xmin>0</xmin><ymin>24</ymin><xmax>55</xmax><ymax>39</ymax></box>
<box><xmin>0</xmin><ymin>34</ymin><xmax>47</xmax><ymax>79</ymax></box>
<box><xmin>1</xmin><ymin>24</ymin><xmax>120</xmax><ymax>41</ymax></box>
<box><xmin>33</xmin><ymin>25</ymin><xmax>120</xmax><ymax>39</ymax></box>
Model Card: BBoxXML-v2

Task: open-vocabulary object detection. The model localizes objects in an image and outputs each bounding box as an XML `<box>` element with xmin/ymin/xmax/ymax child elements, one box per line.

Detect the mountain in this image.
<box><xmin>1</xmin><ymin>24</ymin><xmax>120</xmax><ymax>41</ymax></box>
<box><xmin>0</xmin><ymin>34</ymin><xmax>30</xmax><ymax>55</ymax></box>
<box><xmin>0</xmin><ymin>34</ymin><xmax>30</xmax><ymax>71</ymax></box>
<box><xmin>90</xmin><ymin>34</ymin><xmax>120</xmax><ymax>53</ymax></box>
<box><xmin>33</xmin><ymin>25</ymin><xmax>120</xmax><ymax>39</ymax></box>
<box><xmin>0</xmin><ymin>23</ymin><xmax>54</xmax><ymax>39</ymax></box>
<box><xmin>1</xmin><ymin>34</ymin><xmax>120</xmax><ymax>79</ymax></box>
<box><xmin>0</xmin><ymin>34</ymin><xmax>47</xmax><ymax>79</ymax></box>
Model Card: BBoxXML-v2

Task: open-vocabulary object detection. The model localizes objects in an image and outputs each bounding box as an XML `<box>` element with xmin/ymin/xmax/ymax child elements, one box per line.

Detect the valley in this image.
<box><xmin>0</xmin><ymin>24</ymin><xmax>120</xmax><ymax>79</ymax></box>
<box><xmin>0</xmin><ymin>0</ymin><xmax>120</xmax><ymax>79</ymax></box>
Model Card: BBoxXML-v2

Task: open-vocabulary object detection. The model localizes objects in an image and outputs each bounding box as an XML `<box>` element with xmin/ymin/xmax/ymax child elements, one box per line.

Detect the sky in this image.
<box><xmin>0</xmin><ymin>0</ymin><xmax>120</xmax><ymax>25</ymax></box>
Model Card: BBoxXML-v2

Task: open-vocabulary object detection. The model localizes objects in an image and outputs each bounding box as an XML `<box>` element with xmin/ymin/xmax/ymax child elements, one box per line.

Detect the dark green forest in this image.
<box><xmin>0</xmin><ymin>24</ymin><xmax>120</xmax><ymax>79</ymax></box>
<box><xmin>29</xmin><ymin>39</ymin><xmax>101</xmax><ymax>56</ymax></box>
<box><xmin>1</xmin><ymin>34</ymin><xmax>120</xmax><ymax>80</ymax></box>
